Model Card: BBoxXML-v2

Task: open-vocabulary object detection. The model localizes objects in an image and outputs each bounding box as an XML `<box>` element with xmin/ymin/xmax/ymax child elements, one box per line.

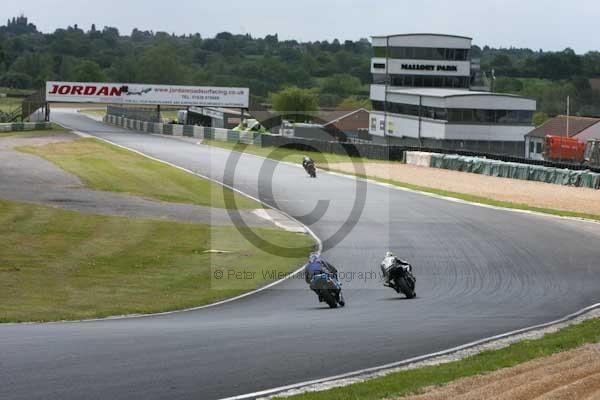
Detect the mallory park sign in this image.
<box><xmin>46</xmin><ymin>81</ymin><xmax>250</xmax><ymax>108</ymax></box>
<box><xmin>401</xmin><ymin>64</ymin><xmax>458</xmax><ymax>72</ymax></box>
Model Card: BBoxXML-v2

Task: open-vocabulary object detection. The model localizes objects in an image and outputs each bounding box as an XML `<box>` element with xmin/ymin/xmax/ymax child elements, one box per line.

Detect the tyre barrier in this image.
<box><xmin>0</xmin><ymin>122</ymin><xmax>52</xmax><ymax>132</ymax></box>
<box><xmin>103</xmin><ymin>115</ymin><xmax>263</xmax><ymax>146</ymax></box>
<box><xmin>426</xmin><ymin>152</ymin><xmax>600</xmax><ymax>190</ymax></box>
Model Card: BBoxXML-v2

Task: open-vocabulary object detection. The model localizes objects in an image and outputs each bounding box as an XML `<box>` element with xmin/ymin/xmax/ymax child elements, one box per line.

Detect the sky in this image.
<box><xmin>3</xmin><ymin>0</ymin><xmax>600</xmax><ymax>53</ymax></box>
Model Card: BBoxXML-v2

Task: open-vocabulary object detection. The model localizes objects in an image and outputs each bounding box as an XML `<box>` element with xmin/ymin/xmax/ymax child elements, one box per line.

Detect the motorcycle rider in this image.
<box><xmin>304</xmin><ymin>253</ymin><xmax>338</xmax><ymax>284</ymax></box>
<box><xmin>302</xmin><ymin>155</ymin><xmax>314</xmax><ymax>171</ymax></box>
<box><xmin>304</xmin><ymin>253</ymin><xmax>340</xmax><ymax>301</ymax></box>
<box><xmin>381</xmin><ymin>251</ymin><xmax>412</xmax><ymax>286</ymax></box>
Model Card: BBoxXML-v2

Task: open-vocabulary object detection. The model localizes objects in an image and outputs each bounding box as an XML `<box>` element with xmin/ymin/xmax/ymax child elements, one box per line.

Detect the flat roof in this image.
<box><xmin>386</xmin><ymin>87</ymin><xmax>534</xmax><ymax>101</ymax></box>
<box><xmin>372</xmin><ymin>33</ymin><xmax>473</xmax><ymax>40</ymax></box>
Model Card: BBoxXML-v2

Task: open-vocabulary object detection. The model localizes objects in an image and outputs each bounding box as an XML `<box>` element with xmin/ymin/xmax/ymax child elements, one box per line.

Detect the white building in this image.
<box><xmin>369</xmin><ymin>34</ymin><xmax>536</xmax><ymax>154</ymax></box>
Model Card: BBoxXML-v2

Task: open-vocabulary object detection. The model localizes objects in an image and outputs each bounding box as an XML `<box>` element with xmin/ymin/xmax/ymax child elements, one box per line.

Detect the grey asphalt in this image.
<box><xmin>1</xmin><ymin>112</ymin><xmax>599</xmax><ymax>400</ymax></box>
<box><xmin>0</xmin><ymin>132</ymin><xmax>276</xmax><ymax>227</ymax></box>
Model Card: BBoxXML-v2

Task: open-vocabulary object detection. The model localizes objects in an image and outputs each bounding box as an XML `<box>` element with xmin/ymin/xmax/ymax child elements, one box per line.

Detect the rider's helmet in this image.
<box><xmin>385</xmin><ymin>251</ymin><xmax>394</xmax><ymax>258</ymax></box>
<box><xmin>309</xmin><ymin>253</ymin><xmax>320</xmax><ymax>263</ymax></box>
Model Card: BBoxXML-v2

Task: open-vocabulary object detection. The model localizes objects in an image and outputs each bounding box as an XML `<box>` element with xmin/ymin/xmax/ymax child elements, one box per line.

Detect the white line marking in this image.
<box><xmin>4</xmin><ymin>120</ymin><xmax>321</xmax><ymax>326</ymax></box>
<box><xmin>221</xmin><ymin>303</ymin><xmax>600</xmax><ymax>400</ymax></box>
<box><xmin>53</xmin><ymin>117</ymin><xmax>600</xmax><ymax>399</ymax></box>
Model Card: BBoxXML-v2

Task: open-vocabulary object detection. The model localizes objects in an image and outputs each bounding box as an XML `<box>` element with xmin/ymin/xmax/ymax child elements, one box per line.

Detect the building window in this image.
<box><xmin>376</xmin><ymin>46</ymin><xmax>470</xmax><ymax>61</ymax></box>
<box><xmin>379</xmin><ymin>120</ymin><xmax>385</xmax><ymax>131</ymax></box>
<box><xmin>389</xmin><ymin>74</ymin><xmax>469</xmax><ymax>89</ymax></box>
<box><xmin>536</xmin><ymin>142</ymin><xmax>542</xmax><ymax>153</ymax></box>
<box><xmin>373</xmin><ymin>47</ymin><xmax>387</xmax><ymax>57</ymax></box>
<box><xmin>384</xmin><ymin>102</ymin><xmax>533</xmax><ymax>124</ymax></box>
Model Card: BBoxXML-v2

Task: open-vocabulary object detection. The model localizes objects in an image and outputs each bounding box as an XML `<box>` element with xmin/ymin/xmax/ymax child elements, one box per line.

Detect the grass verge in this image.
<box><xmin>18</xmin><ymin>138</ymin><xmax>261</xmax><ymax>209</ymax></box>
<box><xmin>0</xmin><ymin>198</ymin><xmax>314</xmax><ymax>322</ymax></box>
<box><xmin>202</xmin><ymin>141</ymin><xmax>600</xmax><ymax>222</ymax></box>
<box><xmin>204</xmin><ymin>139</ymin><xmax>380</xmax><ymax>165</ymax></box>
<box><xmin>0</xmin><ymin>123</ymin><xmax>68</xmax><ymax>138</ymax></box>
<box><xmin>278</xmin><ymin>317</ymin><xmax>600</xmax><ymax>400</ymax></box>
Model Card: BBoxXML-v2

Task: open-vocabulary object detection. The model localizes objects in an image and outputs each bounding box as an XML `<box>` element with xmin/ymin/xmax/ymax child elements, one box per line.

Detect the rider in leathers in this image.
<box><xmin>380</xmin><ymin>251</ymin><xmax>412</xmax><ymax>286</ymax></box>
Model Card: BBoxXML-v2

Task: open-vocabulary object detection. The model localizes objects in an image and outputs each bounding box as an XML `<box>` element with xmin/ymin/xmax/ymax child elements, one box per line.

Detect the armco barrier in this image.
<box><xmin>102</xmin><ymin>116</ymin><xmax>261</xmax><ymax>145</ymax></box>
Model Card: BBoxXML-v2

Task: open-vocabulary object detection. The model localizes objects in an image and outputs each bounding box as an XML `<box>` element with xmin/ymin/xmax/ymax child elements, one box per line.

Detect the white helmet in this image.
<box><xmin>385</xmin><ymin>251</ymin><xmax>394</xmax><ymax>258</ymax></box>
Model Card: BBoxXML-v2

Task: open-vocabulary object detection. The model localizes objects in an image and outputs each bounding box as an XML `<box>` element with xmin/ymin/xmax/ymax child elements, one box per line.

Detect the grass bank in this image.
<box><xmin>0</xmin><ymin>198</ymin><xmax>314</xmax><ymax>322</ymax></box>
<box><xmin>19</xmin><ymin>138</ymin><xmax>260</xmax><ymax>209</ymax></box>
<box><xmin>203</xmin><ymin>139</ymin><xmax>378</xmax><ymax>165</ymax></box>
<box><xmin>278</xmin><ymin>317</ymin><xmax>600</xmax><ymax>400</ymax></box>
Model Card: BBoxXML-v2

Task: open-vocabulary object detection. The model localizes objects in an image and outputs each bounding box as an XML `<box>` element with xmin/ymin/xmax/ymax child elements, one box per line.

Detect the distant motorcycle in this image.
<box><xmin>310</xmin><ymin>273</ymin><xmax>345</xmax><ymax>308</ymax></box>
<box><xmin>382</xmin><ymin>257</ymin><xmax>416</xmax><ymax>299</ymax></box>
<box><xmin>303</xmin><ymin>158</ymin><xmax>317</xmax><ymax>178</ymax></box>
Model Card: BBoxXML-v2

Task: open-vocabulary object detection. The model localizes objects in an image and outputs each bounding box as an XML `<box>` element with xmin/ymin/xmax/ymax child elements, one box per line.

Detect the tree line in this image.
<box><xmin>1</xmin><ymin>16</ymin><xmax>599</xmax><ymax>117</ymax></box>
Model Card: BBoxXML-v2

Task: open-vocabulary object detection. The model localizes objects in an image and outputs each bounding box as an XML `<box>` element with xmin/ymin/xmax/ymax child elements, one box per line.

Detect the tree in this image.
<box><xmin>337</xmin><ymin>96</ymin><xmax>371</xmax><ymax>110</ymax></box>
<box><xmin>270</xmin><ymin>86</ymin><xmax>318</xmax><ymax>122</ymax></box>
<box><xmin>532</xmin><ymin>112</ymin><xmax>549</xmax><ymax>126</ymax></box>
<box><xmin>73</xmin><ymin>59</ymin><xmax>106</xmax><ymax>82</ymax></box>
<box><xmin>0</xmin><ymin>71</ymin><xmax>32</xmax><ymax>88</ymax></box>
<box><xmin>319</xmin><ymin>73</ymin><xmax>362</xmax><ymax>98</ymax></box>
<box><xmin>136</xmin><ymin>42</ymin><xmax>188</xmax><ymax>84</ymax></box>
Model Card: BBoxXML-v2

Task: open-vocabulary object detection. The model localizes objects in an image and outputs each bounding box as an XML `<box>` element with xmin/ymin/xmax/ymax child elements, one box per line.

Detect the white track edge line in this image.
<box><xmin>220</xmin><ymin>302</ymin><xmax>600</xmax><ymax>400</ymax></box>
<box><xmin>2</xmin><ymin>120</ymin><xmax>321</xmax><ymax>326</ymax></box>
<box><xmin>51</xmin><ymin>118</ymin><xmax>600</xmax><ymax>399</ymax></box>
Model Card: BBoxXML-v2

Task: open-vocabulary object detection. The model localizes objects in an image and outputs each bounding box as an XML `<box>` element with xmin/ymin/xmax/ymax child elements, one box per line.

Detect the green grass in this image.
<box><xmin>0</xmin><ymin>198</ymin><xmax>314</xmax><ymax>322</ymax></box>
<box><xmin>280</xmin><ymin>317</ymin><xmax>600</xmax><ymax>400</ymax></box>
<box><xmin>0</xmin><ymin>96</ymin><xmax>22</xmax><ymax>112</ymax></box>
<box><xmin>78</xmin><ymin>108</ymin><xmax>107</xmax><ymax>118</ymax></box>
<box><xmin>204</xmin><ymin>139</ymin><xmax>379</xmax><ymax>165</ymax></box>
<box><xmin>0</xmin><ymin>123</ymin><xmax>67</xmax><ymax>138</ymax></box>
<box><xmin>19</xmin><ymin>138</ymin><xmax>261</xmax><ymax>209</ymax></box>
<box><xmin>202</xmin><ymin>141</ymin><xmax>600</xmax><ymax>222</ymax></box>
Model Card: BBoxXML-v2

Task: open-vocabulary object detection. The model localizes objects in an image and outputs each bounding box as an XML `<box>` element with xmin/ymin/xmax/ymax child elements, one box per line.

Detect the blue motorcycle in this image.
<box><xmin>310</xmin><ymin>273</ymin><xmax>345</xmax><ymax>308</ymax></box>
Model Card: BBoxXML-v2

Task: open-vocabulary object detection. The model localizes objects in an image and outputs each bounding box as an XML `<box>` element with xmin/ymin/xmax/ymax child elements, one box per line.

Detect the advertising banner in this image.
<box><xmin>46</xmin><ymin>81</ymin><xmax>250</xmax><ymax>108</ymax></box>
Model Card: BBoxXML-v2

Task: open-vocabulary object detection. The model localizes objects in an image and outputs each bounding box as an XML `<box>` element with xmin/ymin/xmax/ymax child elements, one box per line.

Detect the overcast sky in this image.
<box><xmin>3</xmin><ymin>0</ymin><xmax>599</xmax><ymax>53</ymax></box>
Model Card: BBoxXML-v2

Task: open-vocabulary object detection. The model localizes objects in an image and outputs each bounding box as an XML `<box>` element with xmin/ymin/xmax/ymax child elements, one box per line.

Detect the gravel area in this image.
<box><xmin>393</xmin><ymin>343</ymin><xmax>600</xmax><ymax>400</ymax></box>
<box><xmin>270</xmin><ymin>309</ymin><xmax>600</xmax><ymax>399</ymax></box>
<box><xmin>331</xmin><ymin>162</ymin><xmax>600</xmax><ymax>216</ymax></box>
<box><xmin>0</xmin><ymin>135</ymin><xmax>285</xmax><ymax>228</ymax></box>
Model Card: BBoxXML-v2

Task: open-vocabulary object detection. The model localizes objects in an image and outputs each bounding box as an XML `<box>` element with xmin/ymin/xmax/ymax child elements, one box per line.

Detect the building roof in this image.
<box><xmin>371</xmin><ymin>33</ymin><xmax>472</xmax><ymax>40</ymax></box>
<box><xmin>590</xmin><ymin>78</ymin><xmax>600</xmax><ymax>91</ymax></box>
<box><xmin>386</xmin><ymin>87</ymin><xmax>529</xmax><ymax>100</ymax></box>
<box><xmin>319</xmin><ymin>108</ymin><xmax>369</xmax><ymax>126</ymax></box>
<box><xmin>526</xmin><ymin>115</ymin><xmax>600</xmax><ymax>138</ymax></box>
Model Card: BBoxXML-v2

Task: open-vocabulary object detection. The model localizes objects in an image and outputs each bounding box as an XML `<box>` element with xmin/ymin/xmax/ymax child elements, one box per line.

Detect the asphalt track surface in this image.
<box><xmin>1</xmin><ymin>112</ymin><xmax>600</xmax><ymax>400</ymax></box>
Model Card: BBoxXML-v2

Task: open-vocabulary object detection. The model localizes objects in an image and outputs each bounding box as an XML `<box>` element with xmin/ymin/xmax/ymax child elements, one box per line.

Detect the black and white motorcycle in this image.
<box><xmin>381</xmin><ymin>253</ymin><xmax>416</xmax><ymax>299</ymax></box>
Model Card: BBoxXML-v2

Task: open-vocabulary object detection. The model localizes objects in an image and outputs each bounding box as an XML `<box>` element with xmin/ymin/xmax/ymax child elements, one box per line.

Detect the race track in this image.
<box><xmin>1</xmin><ymin>112</ymin><xmax>599</xmax><ymax>400</ymax></box>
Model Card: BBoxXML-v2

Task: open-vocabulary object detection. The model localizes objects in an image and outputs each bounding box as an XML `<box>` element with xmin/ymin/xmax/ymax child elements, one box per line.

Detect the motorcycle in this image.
<box><xmin>385</xmin><ymin>261</ymin><xmax>416</xmax><ymax>299</ymax></box>
<box><xmin>310</xmin><ymin>273</ymin><xmax>345</xmax><ymax>308</ymax></box>
<box><xmin>303</xmin><ymin>160</ymin><xmax>317</xmax><ymax>178</ymax></box>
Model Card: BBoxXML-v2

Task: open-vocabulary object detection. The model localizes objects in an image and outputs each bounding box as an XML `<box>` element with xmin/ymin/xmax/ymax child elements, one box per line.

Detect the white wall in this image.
<box><xmin>445</xmin><ymin>124</ymin><xmax>532</xmax><ymax>141</ymax></box>
<box><xmin>446</xmin><ymin>94</ymin><xmax>536</xmax><ymax>110</ymax></box>
<box><xmin>385</xmin><ymin>59</ymin><xmax>470</xmax><ymax>77</ymax></box>
<box><xmin>385</xmin><ymin>35</ymin><xmax>471</xmax><ymax>49</ymax></box>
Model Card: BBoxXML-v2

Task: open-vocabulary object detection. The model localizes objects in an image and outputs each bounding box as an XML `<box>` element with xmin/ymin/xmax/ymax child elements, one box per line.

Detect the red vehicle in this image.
<box><xmin>543</xmin><ymin>135</ymin><xmax>586</xmax><ymax>162</ymax></box>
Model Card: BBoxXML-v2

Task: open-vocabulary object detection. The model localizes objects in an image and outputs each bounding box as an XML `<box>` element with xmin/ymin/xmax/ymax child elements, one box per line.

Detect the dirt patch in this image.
<box><xmin>332</xmin><ymin>163</ymin><xmax>600</xmax><ymax>216</ymax></box>
<box><xmin>392</xmin><ymin>343</ymin><xmax>600</xmax><ymax>400</ymax></box>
